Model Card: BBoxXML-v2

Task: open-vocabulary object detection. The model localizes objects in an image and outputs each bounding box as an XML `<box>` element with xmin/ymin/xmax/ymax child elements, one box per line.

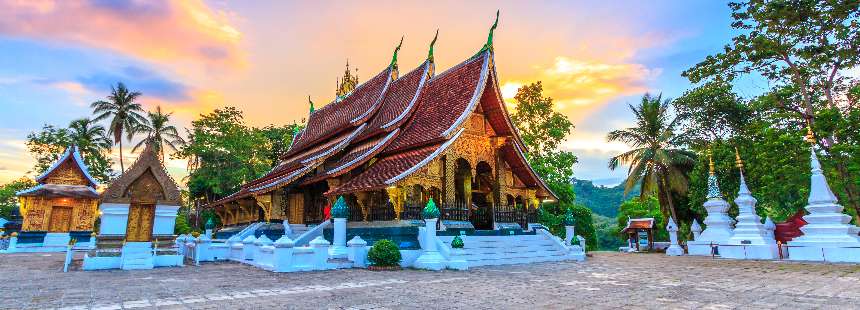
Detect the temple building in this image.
<box><xmin>207</xmin><ymin>24</ymin><xmax>555</xmax><ymax>234</ymax></box>
<box><xmin>84</xmin><ymin>142</ymin><xmax>183</xmax><ymax>270</ymax></box>
<box><xmin>14</xmin><ymin>145</ymin><xmax>99</xmax><ymax>252</ymax></box>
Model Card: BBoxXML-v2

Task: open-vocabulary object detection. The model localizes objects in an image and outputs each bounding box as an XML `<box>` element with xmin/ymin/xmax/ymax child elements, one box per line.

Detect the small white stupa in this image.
<box><xmin>720</xmin><ymin>148</ymin><xmax>779</xmax><ymax>259</ymax></box>
<box><xmin>688</xmin><ymin>152</ymin><xmax>735</xmax><ymax>256</ymax></box>
<box><xmin>788</xmin><ymin>128</ymin><xmax>860</xmax><ymax>263</ymax></box>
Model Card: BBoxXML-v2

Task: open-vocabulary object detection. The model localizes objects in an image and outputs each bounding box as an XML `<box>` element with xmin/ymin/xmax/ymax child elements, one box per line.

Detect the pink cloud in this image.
<box><xmin>0</xmin><ymin>0</ymin><xmax>244</xmax><ymax>69</ymax></box>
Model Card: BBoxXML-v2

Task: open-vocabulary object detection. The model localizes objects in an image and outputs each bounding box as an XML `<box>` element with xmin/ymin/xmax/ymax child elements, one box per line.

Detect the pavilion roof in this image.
<box><xmin>621</xmin><ymin>218</ymin><xmax>655</xmax><ymax>233</ymax></box>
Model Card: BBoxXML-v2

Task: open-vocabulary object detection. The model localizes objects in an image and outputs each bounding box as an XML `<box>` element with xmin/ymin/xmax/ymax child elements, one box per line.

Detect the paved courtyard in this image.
<box><xmin>2</xmin><ymin>252</ymin><xmax>860</xmax><ymax>309</ymax></box>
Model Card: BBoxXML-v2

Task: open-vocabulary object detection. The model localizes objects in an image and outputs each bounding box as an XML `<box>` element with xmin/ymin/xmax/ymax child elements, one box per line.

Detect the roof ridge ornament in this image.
<box><xmin>480</xmin><ymin>10</ymin><xmax>499</xmax><ymax>53</ymax></box>
<box><xmin>390</xmin><ymin>36</ymin><xmax>403</xmax><ymax>80</ymax></box>
<box><xmin>427</xmin><ymin>29</ymin><xmax>438</xmax><ymax>78</ymax></box>
<box><xmin>308</xmin><ymin>96</ymin><xmax>315</xmax><ymax>114</ymax></box>
<box><xmin>428</xmin><ymin>29</ymin><xmax>438</xmax><ymax>63</ymax></box>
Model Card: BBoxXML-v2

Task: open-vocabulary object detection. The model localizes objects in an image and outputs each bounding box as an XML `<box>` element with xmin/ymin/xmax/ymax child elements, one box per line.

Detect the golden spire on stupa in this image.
<box><xmin>336</xmin><ymin>60</ymin><xmax>359</xmax><ymax>98</ymax></box>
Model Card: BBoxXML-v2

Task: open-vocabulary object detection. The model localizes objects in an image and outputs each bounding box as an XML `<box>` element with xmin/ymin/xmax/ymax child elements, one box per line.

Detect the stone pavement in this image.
<box><xmin>2</xmin><ymin>252</ymin><xmax>860</xmax><ymax>309</ymax></box>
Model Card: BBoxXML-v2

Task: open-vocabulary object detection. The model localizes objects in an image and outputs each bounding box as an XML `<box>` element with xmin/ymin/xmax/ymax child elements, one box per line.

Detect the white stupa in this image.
<box><xmin>688</xmin><ymin>153</ymin><xmax>735</xmax><ymax>256</ymax></box>
<box><xmin>720</xmin><ymin>148</ymin><xmax>779</xmax><ymax>259</ymax></box>
<box><xmin>788</xmin><ymin>131</ymin><xmax>860</xmax><ymax>263</ymax></box>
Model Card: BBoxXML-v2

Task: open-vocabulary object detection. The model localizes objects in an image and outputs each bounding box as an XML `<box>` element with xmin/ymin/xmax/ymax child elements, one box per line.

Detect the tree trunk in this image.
<box><xmin>118</xmin><ymin>138</ymin><xmax>124</xmax><ymax>172</ymax></box>
<box><xmin>660</xmin><ymin>176</ymin><xmax>679</xmax><ymax>223</ymax></box>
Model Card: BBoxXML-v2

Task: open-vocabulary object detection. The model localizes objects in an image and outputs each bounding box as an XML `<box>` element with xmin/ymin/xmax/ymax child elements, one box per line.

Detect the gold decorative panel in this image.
<box><xmin>126</xmin><ymin>204</ymin><xmax>155</xmax><ymax>242</ymax></box>
<box><xmin>48</xmin><ymin>206</ymin><xmax>72</xmax><ymax>232</ymax></box>
<box><xmin>44</xmin><ymin>160</ymin><xmax>90</xmax><ymax>186</ymax></box>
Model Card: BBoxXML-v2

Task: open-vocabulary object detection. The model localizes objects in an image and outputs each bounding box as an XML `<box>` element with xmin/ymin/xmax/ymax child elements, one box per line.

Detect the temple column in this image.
<box><xmin>355</xmin><ymin>192</ymin><xmax>369</xmax><ymax>221</ymax></box>
<box><xmin>386</xmin><ymin>186</ymin><xmax>403</xmax><ymax>220</ymax></box>
<box><xmin>444</xmin><ymin>155</ymin><xmax>456</xmax><ymax>205</ymax></box>
<box><xmin>255</xmin><ymin>194</ymin><xmax>273</xmax><ymax>223</ymax></box>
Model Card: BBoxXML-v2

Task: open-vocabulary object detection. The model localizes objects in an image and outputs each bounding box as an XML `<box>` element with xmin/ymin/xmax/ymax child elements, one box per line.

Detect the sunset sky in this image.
<box><xmin>0</xmin><ymin>1</ymin><xmax>763</xmax><ymax>186</ymax></box>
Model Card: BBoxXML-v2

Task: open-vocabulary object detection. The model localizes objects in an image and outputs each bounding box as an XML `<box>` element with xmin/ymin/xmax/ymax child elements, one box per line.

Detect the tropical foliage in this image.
<box><xmin>91</xmin><ymin>82</ymin><xmax>147</xmax><ymax>172</ymax></box>
<box><xmin>607</xmin><ymin>94</ymin><xmax>696</xmax><ymax>223</ymax></box>
<box><xmin>0</xmin><ymin>178</ymin><xmax>36</xmax><ymax>219</ymax></box>
<box><xmin>132</xmin><ymin>106</ymin><xmax>185</xmax><ymax>161</ymax></box>
<box><xmin>602</xmin><ymin>1</ymin><xmax>860</xmax><ymax>247</ymax></box>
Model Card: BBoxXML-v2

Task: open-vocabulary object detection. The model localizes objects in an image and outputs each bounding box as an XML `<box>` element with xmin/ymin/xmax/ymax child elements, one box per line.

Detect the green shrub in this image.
<box><xmin>367</xmin><ymin>239</ymin><xmax>402</xmax><ymax>267</ymax></box>
<box><xmin>451</xmin><ymin>235</ymin><xmax>464</xmax><ymax>248</ymax></box>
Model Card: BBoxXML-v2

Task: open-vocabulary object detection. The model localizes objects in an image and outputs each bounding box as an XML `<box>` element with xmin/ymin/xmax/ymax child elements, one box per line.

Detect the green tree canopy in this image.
<box><xmin>0</xmin><ymin>178</ymin><xmax>36</xmax><ymax>219</ymax></box>
<box><xmin>607</xmin><ymin>94</ymin><xmax>696</xmax><ymax>222</ymax></box>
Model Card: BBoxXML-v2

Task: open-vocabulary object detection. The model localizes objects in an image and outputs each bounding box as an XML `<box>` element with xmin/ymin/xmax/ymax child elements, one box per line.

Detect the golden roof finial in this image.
<box><xmin>805</xmin><ymin>119</ymin><xmax>816</xmax><ymax>144</ymax></box>
<box><xmin>734</xmin><ymin>146</ymin><xmax>744</xmax><ymax>172</ymax></box>
<box><xmin>708</xmin><ymin>148</ymin><xmax>715</xmax><ymax>175</ymax></box>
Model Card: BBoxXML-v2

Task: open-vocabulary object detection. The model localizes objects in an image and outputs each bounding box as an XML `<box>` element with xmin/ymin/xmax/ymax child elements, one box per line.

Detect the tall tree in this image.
<box><xmin>91</xmin><ymin>82</ymin><xmax>146</xmax><ymax>172</ymax></box>
<box><xmin>607</xmin><ymin>94</ymin><xmax>696</xmax><ymax>222</ymax></box>
<box><xmin>132</xmin><ymin>106</ymin><xmax>185</xmax><ymax>161</ymax></box>
<box><xmin>510</xmin><ymin>82</ymin><xmax>596</xmax><ymax>249</ymax></box>
<box><xmin>683</xmin><ymin>0</ymin><xmax>860</xmax><ymax>219</ymax></box>
<box><xmin>510</xmin><ymin>81</ymin><xmax>578</xmax><ymax>202</ymax></box>
<box><xmin>175</xmin><ymin>107</ymin><xmax>274</xmax><ymax>203</ymax></box>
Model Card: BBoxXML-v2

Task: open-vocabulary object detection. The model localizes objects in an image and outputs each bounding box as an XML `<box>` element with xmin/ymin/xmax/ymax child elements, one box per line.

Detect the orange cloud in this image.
<box><xmin>0</xmin><ymin>0</ymin><xmax>244</xmax><ymax>70</ymax></box>
<box><xmin>502</xmin><ymin>56</ymin><xmax>659</xmax><ymax>123</ymax></box>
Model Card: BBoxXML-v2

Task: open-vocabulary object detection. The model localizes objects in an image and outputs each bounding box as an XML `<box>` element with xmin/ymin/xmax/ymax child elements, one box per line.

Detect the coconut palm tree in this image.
<box><xmin>607</xmin><ymin>93</ymin><xmax>696</xmax><ymax>221</ymax></box>
<box><xmin>91</xmin><ymin>82</ymin><xmax>147</xmax><ymax>172</ymax></box>
<box><xmin>132</xmin><ymin>106</ymin><xmax>185</xmax><ymax>161</ymax></box>
<box><xmin>68</xmin><ymin>118</ymin><xmax>112</xmax><ymax>155</ymax></box>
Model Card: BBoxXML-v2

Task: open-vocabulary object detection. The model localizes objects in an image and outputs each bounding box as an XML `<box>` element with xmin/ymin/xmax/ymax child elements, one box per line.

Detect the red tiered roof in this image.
<box><xmin>207</xmin><ymin>46</ymin><xmax>558</xmax><ymax>208</ymax></box>
<box><xmin>286</xmin><ymin>67</ymin><xmax>392</xmax><ymax>156</ymax></box>
<box><xmin>387</xmin><ymin>53</ymin><xmax>488</xmax><ymax>152</ymax></box>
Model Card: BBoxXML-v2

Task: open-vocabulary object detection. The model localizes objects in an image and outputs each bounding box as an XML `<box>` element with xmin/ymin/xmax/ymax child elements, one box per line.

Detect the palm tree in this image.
<box><xmin>68</xmin><ymin>118</ymin><xmax>112</xmax><ymax>155</ymax></box>
<box><xmin>132</xmin><ymin>106</ymin><xmax>186</xmax><ymax>161</ymax></box>
<box><xmin>91</xmin><ymin>82</ymin><xmax>147</xmax><ymax>172</ymax></box>
<box><xmin>607</xmin><ymin>93</ymin><xmax>696</xmax><ymax>221</ymax></box>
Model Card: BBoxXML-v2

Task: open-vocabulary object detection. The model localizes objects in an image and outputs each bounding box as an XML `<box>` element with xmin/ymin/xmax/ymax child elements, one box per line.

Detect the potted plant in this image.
<box><xmin>367</xmin><ymin>239</ymin><xmax>402</xmax><ymax>271</ymax></box>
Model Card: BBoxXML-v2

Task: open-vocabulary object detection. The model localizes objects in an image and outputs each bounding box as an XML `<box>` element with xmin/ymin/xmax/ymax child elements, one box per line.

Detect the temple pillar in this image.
<box><xmin>386</xmin><ymin>186</ymin><xmax>403</xmax><ymax>220</ymax></box>
<box><xmin>444</xmin><ymin>155</ymin><xmax>456</xmax><ymax>205</ymax></box>
<box><xmin>255</xmin><ymin>194</ymin><xmax>273</xmax><ymax>223</ymax></box>
<box><xmin>355</xmin><ymin>192</ymin><xmax>369</xmax><ymax>221</ymax></box>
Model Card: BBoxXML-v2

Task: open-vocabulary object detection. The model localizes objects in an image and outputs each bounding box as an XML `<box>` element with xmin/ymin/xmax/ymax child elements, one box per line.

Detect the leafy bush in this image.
<box><xmin>451</xmin><ymin>235</ymin><xmax>464</xmax><ymax>248</ymax></box>
<box><xmin>367</xmin><ymin>239</ymin><xmax>402</xmax><ymax>267</ymax></box>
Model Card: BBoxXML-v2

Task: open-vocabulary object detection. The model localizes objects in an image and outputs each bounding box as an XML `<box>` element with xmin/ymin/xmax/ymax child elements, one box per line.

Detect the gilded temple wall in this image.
<box><xmin>396</xmin><ymin>112</ymin><xmax>537</xmax><ymax>207</ymax></box>
<box><xmin>19</xmin><ymin>196</ymin><xmax>99</xmax><ymax>232</ymax></box>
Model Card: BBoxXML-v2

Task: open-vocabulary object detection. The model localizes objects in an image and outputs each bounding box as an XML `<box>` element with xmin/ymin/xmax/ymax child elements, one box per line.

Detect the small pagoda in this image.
<box><xmin>14</xmin><ymin>145</ymin><xmax>99</xmax><ymax>251</ymax></box>
<box><xmin>84</xmin><ymin>142</ymin><xmax>183</xmax><ymax>270</ymax></box>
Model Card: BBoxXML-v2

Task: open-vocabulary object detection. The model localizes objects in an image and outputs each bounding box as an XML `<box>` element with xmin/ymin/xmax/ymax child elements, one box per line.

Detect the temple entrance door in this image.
<box><xmin>48</xmin><ymin>206</ymin><xmax>72</xmax><ymax>232</ymax></box>
<box><xmin>471</xmin><ymin>193</ymin><xmax>493</xmax><ymax>230</ymax></box>
<box><xmin>126</xmin><ymin>204</ymin><xmax>155</xmax><ymax>242</ymax></box>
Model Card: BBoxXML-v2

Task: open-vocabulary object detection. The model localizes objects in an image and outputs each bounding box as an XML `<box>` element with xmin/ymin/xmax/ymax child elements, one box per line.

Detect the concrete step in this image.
<box><xmin>459</xmin><ymin>250</ymin><xmax>566</xmax><ymax>261</ymax></box>
<box><xmin>466</xmin><ymin>253</ymin><xmax>568</xmax><ymax>267</ymax></box>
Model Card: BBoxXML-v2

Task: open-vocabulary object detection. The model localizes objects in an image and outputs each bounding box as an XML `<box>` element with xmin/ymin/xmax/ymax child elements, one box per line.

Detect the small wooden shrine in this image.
<box><xmin>98</xmin><ymin>142</ymin><xmax>182</xmax><ymax>241</ymax></box>
<box><xmin>621</xmin><ymin>217</ymin><xmax>655</xmax><ymax>252</ymax></box>
<box><xmin>86</xmin><ymin>142</ymin><xmax>183</xmax><ymax>270</ymax></box>
<box><xmin>15</xmin><ymin>145</ymin><xmax>99</xmax><ymax>249</ymax></box>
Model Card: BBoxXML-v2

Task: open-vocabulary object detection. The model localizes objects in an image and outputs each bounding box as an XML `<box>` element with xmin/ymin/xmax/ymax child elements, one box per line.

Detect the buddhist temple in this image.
<box><xmin>13</xmin><ymin>145</ymin><xmax>99</xmax><ymax>252</ymax></box>
<box><xmin>206</xmin><ymin>23</ymin><xmax>555</xmax><ymax>237</ymax></box>
<box><xmin>84</xmin><ymin>142</ymin><xmax>183</xmax><ymax>270</ymax></box>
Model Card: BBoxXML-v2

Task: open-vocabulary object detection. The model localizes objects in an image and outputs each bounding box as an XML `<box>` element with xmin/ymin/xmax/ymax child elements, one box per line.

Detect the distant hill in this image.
<box><xmin>572</xmin><ymin>178</ymin><xmax>640</xmax><ymax>218</ymax></box>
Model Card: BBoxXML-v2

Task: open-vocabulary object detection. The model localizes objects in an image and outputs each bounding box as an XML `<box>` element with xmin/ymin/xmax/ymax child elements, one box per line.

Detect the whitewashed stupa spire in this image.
<box><xmin>687</xmin><ymin>148</ymin><xmax>735</xmax><ymax>255</ymax></box>
<box><xmin>721</xmin><ymin>147</ymin><xmax>778</xmax><ymax>259</ymax></box>
<box><xmin>788</xmin><ymin>124</ymin><xmax>860</xmax><ymax>263</ymax></box>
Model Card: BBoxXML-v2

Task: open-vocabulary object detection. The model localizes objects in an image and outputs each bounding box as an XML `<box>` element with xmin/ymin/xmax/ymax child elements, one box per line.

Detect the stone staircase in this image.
<box><xmin>289</xmin><ymin>224</ymin><xmax>314</xmax><ymax>238</ymax></box>
<box><xmin>439</xmin><ymin>234</ymin><xmax>568</xmax><ymax>267</ymax></box>
<box><xmin>120</xmin><ymin>242</ymin><xmax>154</xmax><ymax>270</ymax></box>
